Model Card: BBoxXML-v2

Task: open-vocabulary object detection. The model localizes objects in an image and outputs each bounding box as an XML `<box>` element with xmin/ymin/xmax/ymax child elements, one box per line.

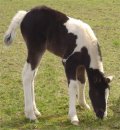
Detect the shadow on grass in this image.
<box><xmin>1</xmin><ymin>98</ymin><xmax>120</xmax><ymax>130</ymax></box>
<box><xmin>1</xmin><ymin>113</ymin><xmax>71</xmax><ymax>130</ymax></box>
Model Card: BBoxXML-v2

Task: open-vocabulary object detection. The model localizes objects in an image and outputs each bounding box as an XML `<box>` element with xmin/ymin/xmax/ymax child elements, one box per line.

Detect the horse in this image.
<box><xmin>4</xmin><ymin>6</ymin><xmax>113</xmax><ymax>125</ymax></box>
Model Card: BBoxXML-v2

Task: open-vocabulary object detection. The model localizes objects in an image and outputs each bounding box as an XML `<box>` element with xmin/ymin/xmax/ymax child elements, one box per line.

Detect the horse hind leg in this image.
<box><xmin>22</xmin><ymin>45</ymin><xmax>45</xmax><ymax>120</ymax></box>
<box><xmin>22</xmin><ymin>62</ymin><xmax>37</xmax><ymax>120</ymax></box>
<box><xmin>32</xmin><ymin>67</ymin><xmax>41</xmax><ymax>117</ymax></box>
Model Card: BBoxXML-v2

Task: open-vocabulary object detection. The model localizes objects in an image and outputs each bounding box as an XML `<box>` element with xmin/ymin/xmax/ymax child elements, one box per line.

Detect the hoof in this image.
<box><xmin>79</xmin><ymin>103</ymin><xmax>91</xmax><ymax>110</ymax></box>
<box><xmin>34</xmin><ymin>109</ymin><xmax>41</xmax><ymax>117</ymax></box>
<box><xmin>71</xmin><ymin>120</ymin><xmax>80</xmax><ymax>126</ymax></box>
<box><xmin>28</xmin><ymin>115</ymin><xmax>37</xmax><ymax>121</ymax></box>
<box><xmin>25</xmin><ymin>111</ymin><xmax>37</xmax><ymax>121</ymax></box>
<box><xmin>85</xmin><ymin>104</ymin><xmax>91</xmax><ymax>110</ymax></box>
<box><xmin>69</xmin><ymin>114</ymin><xmax>79</xmax><ymax>126</ymax></box>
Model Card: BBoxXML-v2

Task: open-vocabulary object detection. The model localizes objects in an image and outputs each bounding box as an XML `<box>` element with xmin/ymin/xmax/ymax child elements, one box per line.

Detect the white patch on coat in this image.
<box><xmin>64</xmin><ymin>17</ymin><xmax>104</xmax><ymax>72</ymax></box>
<box><xmin>104</xmin><ymin>88</ymin><xmax>109</xmax><ymax>117</ymax></box>
<box><xmin>68</xmin><ymin>80</ymin><xmax>79</xmax><ymax>123</ymax></box>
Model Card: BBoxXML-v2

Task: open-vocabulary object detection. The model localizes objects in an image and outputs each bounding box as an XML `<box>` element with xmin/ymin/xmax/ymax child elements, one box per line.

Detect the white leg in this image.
<box><xmin>22</xmin><ymin>62</ymin><xmax>36</xmax><ymax>120</ymax></box>
<box><xmin>32</xmin><ymin>68</ymin><xmax>41</xmax><ymax>116</ymax></box>
<box><xmin>77</xmin><ymin>81</ymin><xmax>90</xmax><ymax>110</ymax></box>
<box><xmin>68</xmin><ymin>80</ymin><xmax>79</xmax><ymax>125</ymax></box>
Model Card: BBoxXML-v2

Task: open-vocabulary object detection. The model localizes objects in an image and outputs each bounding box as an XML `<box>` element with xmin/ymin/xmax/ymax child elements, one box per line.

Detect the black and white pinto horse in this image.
<box><xmin>4</xmin><ymin>6</ymin><xmax>113</xmax><ymax>125</ymax></box>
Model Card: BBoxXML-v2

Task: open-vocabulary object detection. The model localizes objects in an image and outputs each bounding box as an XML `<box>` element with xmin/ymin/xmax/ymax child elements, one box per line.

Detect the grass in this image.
<box><xmin>0</xmin><ymin>0</ymin><xmax>120</xmax><ymax>129</ymax></box>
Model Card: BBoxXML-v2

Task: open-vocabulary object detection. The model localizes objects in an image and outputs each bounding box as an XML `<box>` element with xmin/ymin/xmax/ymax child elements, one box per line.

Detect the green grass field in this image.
<box><xmin>0</xmin><ymin>0</ymin><xmax>120</xmax><ymax>129</ymax></box>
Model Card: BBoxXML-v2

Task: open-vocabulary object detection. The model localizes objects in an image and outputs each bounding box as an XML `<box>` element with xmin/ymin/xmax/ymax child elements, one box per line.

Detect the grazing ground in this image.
<box><xmin>0</xmin><ymin>0</ymin><xmax>120</xmax><ymax>129</ymax></box>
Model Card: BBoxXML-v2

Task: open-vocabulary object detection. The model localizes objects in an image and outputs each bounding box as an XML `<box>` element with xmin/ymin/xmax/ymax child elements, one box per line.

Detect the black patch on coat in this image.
<box><xmin>65</xmin><ymin>47</ymin><xmax>91</xmax><ymax>83</ymax></box>
<box><xmin>21</xmin><ymin>6</ymin><xmax>77</xmax><ymax>70</ymax></box>
<box><xmin>97</xmin><ymin>42</ymin><xmax>102</xmax><ymax>61</ymax></box>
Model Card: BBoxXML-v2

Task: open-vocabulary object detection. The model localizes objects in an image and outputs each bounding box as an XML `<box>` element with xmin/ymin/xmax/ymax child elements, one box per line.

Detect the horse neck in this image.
<box><xmin>85</xmin><ymin>49</ymin><xmax>105</xmax><ymax>86</ymax></box>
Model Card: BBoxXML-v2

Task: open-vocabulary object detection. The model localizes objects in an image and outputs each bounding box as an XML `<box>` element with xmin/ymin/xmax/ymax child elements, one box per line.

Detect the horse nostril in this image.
<box><xmin>96</xmin><ymin>109</ymin><xmax>104</xmax><ymax>119</ymax></box>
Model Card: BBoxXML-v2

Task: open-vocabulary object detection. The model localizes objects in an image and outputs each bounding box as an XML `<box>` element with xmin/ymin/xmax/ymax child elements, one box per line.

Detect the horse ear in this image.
<box><xmin>106</xmin><ymin>76</ymin><xmax>114</xmax><ymax>83</ymax></box>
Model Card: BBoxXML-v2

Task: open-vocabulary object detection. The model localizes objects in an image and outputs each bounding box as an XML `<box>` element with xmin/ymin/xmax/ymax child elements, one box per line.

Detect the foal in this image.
<box><xmin>4</xmin><ymin>6</ymin><xmax>113</xmax><ymax>125</ymax></box>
